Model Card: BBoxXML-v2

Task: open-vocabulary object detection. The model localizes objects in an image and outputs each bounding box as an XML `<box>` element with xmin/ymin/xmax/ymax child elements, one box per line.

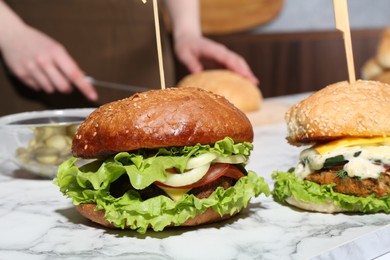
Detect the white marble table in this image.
<box><xmin>1</xmin><ymin>93</ymin><xmax>390</xmax><ymax>260</ymax></box>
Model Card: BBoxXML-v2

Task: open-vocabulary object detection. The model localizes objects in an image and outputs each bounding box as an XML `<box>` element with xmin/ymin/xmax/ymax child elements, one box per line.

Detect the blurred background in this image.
<box><xmin>254</xmin><ymin>0</ymin><xmax>390</xmax><ymax>33</ymax></box>
<box><xmin>1</xmin><ymin>0</ymin><xmax>390</xmax><ymax>115</ymax></box>
<box><xmin>174</xmin><ymin>0</ymin><xmax>390</xmax><ymax>97</ymax></box>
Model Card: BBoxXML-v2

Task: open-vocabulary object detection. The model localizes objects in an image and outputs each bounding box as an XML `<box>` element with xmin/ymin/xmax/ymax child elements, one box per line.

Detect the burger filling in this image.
<box><xmin>55</xmin><ymin>137</ymin><xmax>270</xmax><ymax>233</ymax></box>
<box><xmin>294</xmin><ymin>137</ymin><xmax>390</xmax><ymax>198</ymax></box>
<box><xmin>110</xmin><ymin>163</ymin><xmax>246</xmax><ymax>201</ymax></box>
<box><xmin>272</xmin><ymin>137</ymin><xmax>390</xmax><ymax>213</ymax></box>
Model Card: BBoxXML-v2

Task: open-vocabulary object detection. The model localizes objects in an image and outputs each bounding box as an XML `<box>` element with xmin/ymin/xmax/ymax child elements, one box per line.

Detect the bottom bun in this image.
<box><xmin>285</xmin><ymin>196</ymin><xmax>348</xmax><ymax>213</ymax></box>
<box><xmin>273</xmin><ymin>171</ymin><xmax>390</xmax><ymax>214</ymax></box>
<box><xmin>76</xmin><ymin>203</ymin><xmax>238</xmax><ymax>229</ymax></box>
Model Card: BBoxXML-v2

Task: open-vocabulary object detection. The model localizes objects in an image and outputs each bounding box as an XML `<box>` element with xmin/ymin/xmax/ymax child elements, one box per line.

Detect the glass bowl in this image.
<box><xmin>0</xmin><ymin>108</ymin><xmax>94</xmax><ymax>178</ymax></box>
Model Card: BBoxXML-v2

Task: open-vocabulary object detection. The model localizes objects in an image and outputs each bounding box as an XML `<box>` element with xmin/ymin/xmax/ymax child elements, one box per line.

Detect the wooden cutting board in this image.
<box><xmin>246</xmin><ymin>101</ymin><xmax>291</xmax><ymax>126</ymax></box>
<box><xmin>200</xmin><ymin>0</ymin><xmax>284</xmax><ymax>34</ymax></box>
<box><xmin>162</xmin><ymin>0</ymin><xmax>284</xmax><ymax>35</ymax></box>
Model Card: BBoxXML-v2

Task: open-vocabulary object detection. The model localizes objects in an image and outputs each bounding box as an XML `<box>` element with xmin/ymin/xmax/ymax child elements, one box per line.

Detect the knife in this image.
<box><xmin>7</xmin><ymin>116</ymin><xmax>86</xmax><ymax>126</ymax></box>
<box><xmin>85</xmin><ymin>76</ymin><xmax>150</xmax><ymax>93</ymax></box>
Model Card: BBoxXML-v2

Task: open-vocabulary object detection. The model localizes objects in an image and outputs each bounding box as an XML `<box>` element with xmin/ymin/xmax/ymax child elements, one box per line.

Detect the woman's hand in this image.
<box><xmin>174</xmin><ymin>35</ymin><xmax>259</xmax><ymax>85</ymax></box>
<box><xmin>163</xmin><ymin>0</ymin><xmax>259</xmax><ymax>85</ymax></box>
<box><xmin>0</xmin><ymin>2</ymin><xmax>97</xmax><ymax>101</ymax></box>
<box><xmin>1</xmin><ymin>25</ymin><xmax>98</xmax><ymax>101</ymax></box>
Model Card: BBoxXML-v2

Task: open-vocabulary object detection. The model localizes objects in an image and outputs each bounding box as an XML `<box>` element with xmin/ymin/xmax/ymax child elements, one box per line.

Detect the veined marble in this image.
<box><xmin>1</xmin><ymin>93</ymin><xmax>390</xmax><ymax>260</ymax></box>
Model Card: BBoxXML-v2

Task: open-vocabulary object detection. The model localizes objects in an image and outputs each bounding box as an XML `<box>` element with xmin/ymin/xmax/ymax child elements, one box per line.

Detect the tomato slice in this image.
<box><xmin>155</xmin><ymin>163</ymin><xmax>245</xmax><ymax>189</ymax></box>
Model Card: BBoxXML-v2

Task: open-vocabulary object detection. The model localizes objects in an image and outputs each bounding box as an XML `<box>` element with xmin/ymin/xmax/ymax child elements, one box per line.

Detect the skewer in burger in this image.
<box><xmin>272</xmin><ymin>80</ymin><xmax>390</xmax><ymax>213</ymax></box>
<box><xmin>55</xmin><ymin>87</ymin><xmax>269</xmax><ymax>233</ymax></box>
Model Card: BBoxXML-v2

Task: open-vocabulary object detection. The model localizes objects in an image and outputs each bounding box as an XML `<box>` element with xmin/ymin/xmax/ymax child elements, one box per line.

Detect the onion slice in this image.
<box><xmin>186</xmin><ymin>153</ymin><xmax>218</xmax><ymax>169</ymax></box>
<box><xmin>156</xmin><ymin>163</ymin><xmax>245</xmax><ymax>189</ymax></box>
<box><xmin>213</xmin><ymin>154</ymin><xmax>248</xmax><ymax>164</ymax></box>
<box><xmin>159</xmin><ymin>163</ymin><xmax>211</xmax><ymax>187</ymax></box>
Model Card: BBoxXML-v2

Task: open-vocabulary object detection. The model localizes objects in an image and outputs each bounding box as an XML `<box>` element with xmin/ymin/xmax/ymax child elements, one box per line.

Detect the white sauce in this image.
<box><xmin>344</xmin><ymin>157</ymin><xmax>385</xmax><ymax>179</ymax></box>
<box><xmin>294</xmin><ymin>145</ymin><xmax>390</xmax><ymax>180</ymax></box>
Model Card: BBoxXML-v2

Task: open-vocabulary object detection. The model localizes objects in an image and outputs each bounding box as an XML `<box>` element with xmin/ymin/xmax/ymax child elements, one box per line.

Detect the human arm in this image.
<box><xmin>0</xmin><ymin>1</ymin><xmax>98</xmax><ymax>101</ymax></box>
<box><xmin>162</xmin><ymin>0</ymin><xmax>259</xmax><ymax>85</ymax></box>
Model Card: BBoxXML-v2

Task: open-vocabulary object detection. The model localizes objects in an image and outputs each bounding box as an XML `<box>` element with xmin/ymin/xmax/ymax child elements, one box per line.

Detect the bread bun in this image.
<box><xmin>73</xmin><ymin>87</ymin><xmax>253</xmax><ymax>158</ymax></box>
<box><xmin>374</xmin><ymin>71</ymin><xmax>390</xmax><ymax>84</ymax></box>
<box><xmin>286</xmin><ymin>80</ymin><xmax>390</xmax><ymax>145</ymax></box>
<box><xmin>377</xmin><ymin>28</ymin><xmax>390</xmax><ymax>68</ymax></box>
<box><xmin>361</xmin><ymin>58</ymin><xmax>383</xmax><ymax>80</ymax></box>
<box><xmin>76</xmin><ymin>204</ymin><xmax>237</xmax><ymax>229</ymax></box>
<box><xmin>361</xmin><ymin>28</ymin><xmax>390</xmax><ymax>82</ymax></box>
<box><xmin>285</xmin><ymin>196</ymin><xmax>348</xmax><ymax>213</ymax></box>
<box><xmin>177</xmin><ymin>70</ymin><xmax>262</xmax><ymax>113</ymax></box>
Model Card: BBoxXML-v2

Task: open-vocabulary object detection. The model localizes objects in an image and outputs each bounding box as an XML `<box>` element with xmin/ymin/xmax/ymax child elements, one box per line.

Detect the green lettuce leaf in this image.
<box><xmin>272</xmin><ymin>171</ymin><xmax>390</xmax><ymax>213</ymax></box>
<box><xmin>54</xmin><ymin>138</ymin><xmax>269</xmax><ymax>233</ymax></box>
<box><xmin>56</xmin><ymin>137</ymin><xmax>253</xmax><ymax>191</ymax></box>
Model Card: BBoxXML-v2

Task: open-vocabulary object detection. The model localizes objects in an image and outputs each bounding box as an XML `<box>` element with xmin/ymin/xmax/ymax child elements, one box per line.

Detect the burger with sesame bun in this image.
<box><xmin>272</xmin><ymin>80</ymin><xmax>390</xmax><ymax>213</ymax></box>
<box><xmin>54</xmin><ymin>87</ymin><xmax>269</xmax><ymax>233</ymax></box>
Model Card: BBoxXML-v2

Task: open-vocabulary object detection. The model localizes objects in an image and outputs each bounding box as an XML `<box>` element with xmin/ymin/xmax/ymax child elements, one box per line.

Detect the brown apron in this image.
<box><xmin>0</xmin><ymin>0</ymin><xmax>175</xmax><ymax>116</ymax></box>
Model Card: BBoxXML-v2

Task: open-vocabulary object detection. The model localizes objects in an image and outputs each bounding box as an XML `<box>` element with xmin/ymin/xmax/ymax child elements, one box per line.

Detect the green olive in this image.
<box><xmin>66</xmin><ymin>124</ymin><xmax>79</xmax><ymax>137</ymax></box>
<box><xmin>15</xmin><ymin>147</ymin><xmax>29</xmax><ymax>163</ymax></box>
<box><xmin>34</xmin><ymin>147</ymin><xmax>60</xmax><ymax>165</ymax></box>
<box><xmin>16</xmin><ymin>123</ymin><xmax>78</xmax><ymax>170</ymax></box>
<box><xmin>45</xmin><ymin>134</ymin><xmax>69</xmax><ymax>150</ymax></box>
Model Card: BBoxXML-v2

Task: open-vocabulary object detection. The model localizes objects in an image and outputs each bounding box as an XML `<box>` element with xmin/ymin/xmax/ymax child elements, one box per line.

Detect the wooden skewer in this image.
<box><xmin>152</xmin><ymin>0</ymin><xmax>166</xmax><ymax>89</ymax></box>
<box><xmin>333</xmin><ymin>0</ymin><xmax>356</xmax><ymax>84</ymax></box>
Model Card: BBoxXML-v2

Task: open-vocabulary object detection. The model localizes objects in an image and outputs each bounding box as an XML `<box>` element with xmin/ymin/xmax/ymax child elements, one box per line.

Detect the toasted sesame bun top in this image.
<box><xmin>285</xmin><ymin>80</ymin><xmax>390</xmax><ymax>145</ymax></box>
<box><xmin>73</xmin><ymin>87</ymin><xmax>253</xmax><ymax>158</ymax></box>
<box><xmin>177</xmin><ymin>70</ymin><xmax>262</xmax><ymax>113</ymax></box>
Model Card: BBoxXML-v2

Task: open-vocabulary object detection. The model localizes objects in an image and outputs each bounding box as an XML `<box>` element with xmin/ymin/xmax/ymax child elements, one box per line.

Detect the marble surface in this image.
<box><xmin>1</xmin><ymin>93</ymin><xmax>390</xmax><ymax>260</ymax></box>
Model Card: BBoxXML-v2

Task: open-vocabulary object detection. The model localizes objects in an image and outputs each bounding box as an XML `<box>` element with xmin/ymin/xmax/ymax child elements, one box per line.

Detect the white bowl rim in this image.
<box><xmin>0</xmin><ymin>108</ymin><xmax>95</xmax><ymax>128</ymax></box>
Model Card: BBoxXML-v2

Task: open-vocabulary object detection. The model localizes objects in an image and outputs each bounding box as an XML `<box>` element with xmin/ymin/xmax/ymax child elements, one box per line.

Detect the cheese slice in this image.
<box><xmin>158</xmin><ymin>186</ymin><xmax>192</xmax><ymax>202</ymax></box>
<box><xmin>314</xmin><ymin>137</ymin><xmax>390</xmax><ymax>155</ymax></box>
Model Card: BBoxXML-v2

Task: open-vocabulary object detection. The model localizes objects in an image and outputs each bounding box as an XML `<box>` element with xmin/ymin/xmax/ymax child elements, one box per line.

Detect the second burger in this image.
<box><xmin>272</xmin><ymin>80</ymin><xmax>390</xmax><ymax>213</ymax></box>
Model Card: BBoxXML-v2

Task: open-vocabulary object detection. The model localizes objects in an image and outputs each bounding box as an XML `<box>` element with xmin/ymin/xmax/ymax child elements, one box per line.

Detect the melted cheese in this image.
<box><xmin>158</xmin><ymin>186</ymin><xmax>192</xmax><ymax>201</ymax></box>
<box><xmin>314</xmin><ymin>137</ymin><xmax>390</xmax><ymax>155</ymax></box>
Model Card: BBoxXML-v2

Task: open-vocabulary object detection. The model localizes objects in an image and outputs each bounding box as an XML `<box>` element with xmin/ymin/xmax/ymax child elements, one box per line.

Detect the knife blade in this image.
<box><xmin>85</xmin><ymin>76</ymin><xmax>150</xmax><ymax>93</ymax></box>
<box><xmin>8</xmin><ymin>116</ymin><xmax>85</xmax><ymax>126</ymax></box>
